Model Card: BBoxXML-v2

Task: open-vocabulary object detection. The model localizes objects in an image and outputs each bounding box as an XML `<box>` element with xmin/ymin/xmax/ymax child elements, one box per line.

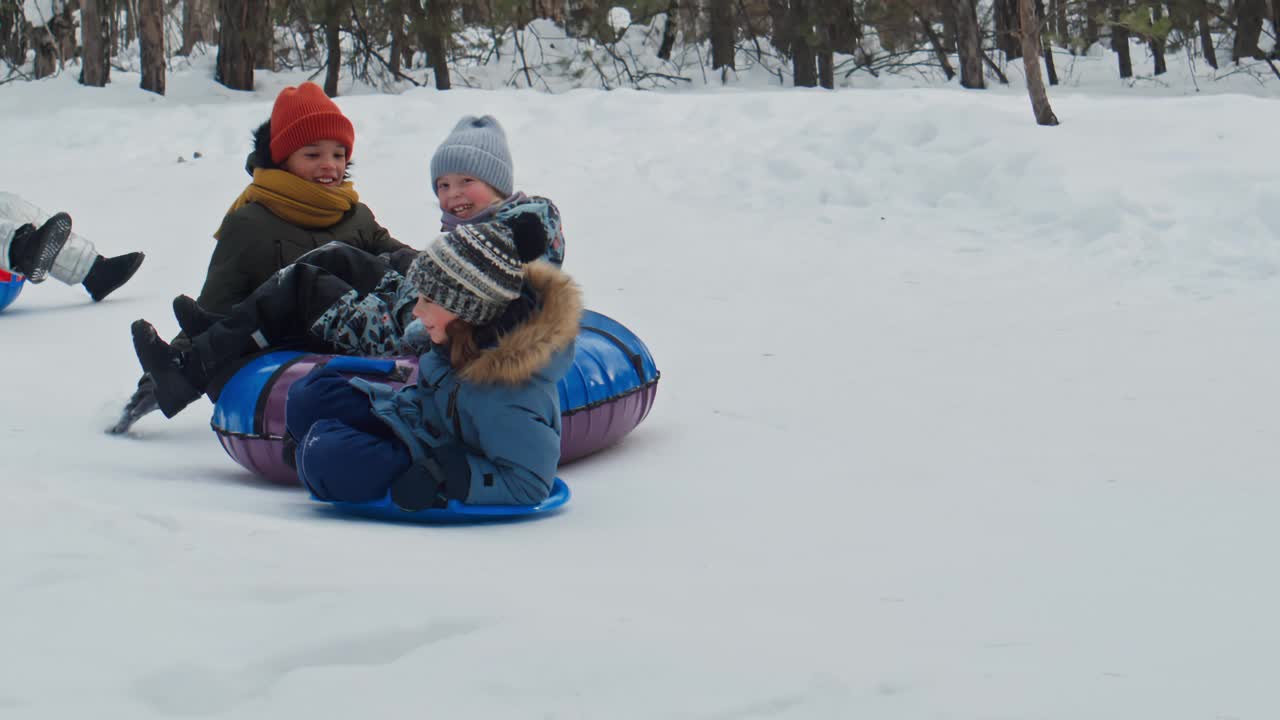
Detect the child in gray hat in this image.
<box><xmin>430</xmin><ymin>115</ymin><xmax>565</xmax><ymax>266</ymax></box>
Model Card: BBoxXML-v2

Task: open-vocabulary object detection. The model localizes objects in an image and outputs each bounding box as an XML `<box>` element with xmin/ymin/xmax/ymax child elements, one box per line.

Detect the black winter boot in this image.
<box><xmin>131</xmin><ymin>320</ymin><xmax>208</xmax><ymax>418</ymax></box>
<box><xmin>8</xmin><ymin>212</ymin><xmax>71</xmax><ymax>283</ymax></box>
<box><xmin>83</xmin><ymin>252</ymin><xmax>145</xmax><ymax>302</ymax></box>
<box><xmin>172</xmin><ymin>294</ymin><xmax>225</xmax><ymax>337</ymax></box>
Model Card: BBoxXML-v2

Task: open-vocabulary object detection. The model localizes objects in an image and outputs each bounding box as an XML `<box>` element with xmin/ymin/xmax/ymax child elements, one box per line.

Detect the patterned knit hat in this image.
<box><xmin>407</xmin><ymin>214</ymin><xmax>548</xmax><ymax>326</ymax></box>
<box><xmin>269</xmin><ymin>82</ymin><xmax>356</xmax><ymax>164</ymax></box>
<box><xmin>430</xmin><ymin>115</ymin><xmax>513</xmax><ymax>197</ymax></box>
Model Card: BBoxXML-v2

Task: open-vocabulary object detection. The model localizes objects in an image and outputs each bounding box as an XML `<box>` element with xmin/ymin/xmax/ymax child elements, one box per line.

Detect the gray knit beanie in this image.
<box><xmin>430</xmin><ymin>115</ymin><xmax>514</xmax><ymax>197</ymax></box>
<box><xmin>406</xmin><ymin>215</ymin><xmax>548</xmax><ymax>326</ymax></box>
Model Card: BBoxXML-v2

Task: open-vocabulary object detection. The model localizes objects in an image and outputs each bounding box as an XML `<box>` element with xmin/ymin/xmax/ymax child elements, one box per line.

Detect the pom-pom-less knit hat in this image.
<box><xmin>269</xmin><ymin>82</ymin><xmax>356</xmax><ymax>164</ymax></box>
<box><xmin>407</xmin><ymin>214</ymin><xmax>548</xmax><ymax>326</ymax></box>
<box><xmin>429</xmin><ymin>115</ymin><xmax>513</xmax><ymax>197</ymax></box>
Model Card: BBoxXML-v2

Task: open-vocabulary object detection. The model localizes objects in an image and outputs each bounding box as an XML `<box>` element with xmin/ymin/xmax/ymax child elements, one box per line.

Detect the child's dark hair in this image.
<box><xmin>249</xmin><ymin>120</ymin><xmax>352</xmax><ymax>179</ymax></box>
<box><xmin>445</xmin><ymin>319</ymin><xmax>480</xmax><ymax>369</ymax></box>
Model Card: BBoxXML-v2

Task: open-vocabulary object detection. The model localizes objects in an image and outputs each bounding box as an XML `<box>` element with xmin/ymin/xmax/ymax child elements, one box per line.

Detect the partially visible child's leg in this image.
<box><xmin>0</xmin><ymin>220</ymin><xmax>19</xmax><ymax>273</ymax></box>
<box><xmin>132</xmin><ymin>259</ymin><xmax>368</xmax><ymax>419</ymax></box>
<box><xmin>0</xmin><ymin>210</ymin><xmax>143</xmax><ymax>299</ymax></box>
<box><xmin>294</xmin><ymin>243</ymin><xmax>415</xmax><ymax>357</ymax></box>
<box><xmin>285</xmin><ymin>367</ymin><xmax>393</xmax><ymax>442</ymax></box>
<box><xmin>295</xmin><ymin>418</ymin><xmax>410</xmax><ymax>502</ymax></box>
<box><xmin>0</xmin><ymin>214</ymin><xmax>71</xmax><ymax>283</ymax></box>
<box><xmin>82</xmin><ymin>251</ymin><xmax>145</xmax><ymax>302</ymax></box>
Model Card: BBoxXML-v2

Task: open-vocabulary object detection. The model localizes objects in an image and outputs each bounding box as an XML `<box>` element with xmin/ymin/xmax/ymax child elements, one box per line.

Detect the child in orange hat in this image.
<box><xmin>111</xmin><ymin>82</ymin><xmax>411</xmax><ymax>434</ymax></box>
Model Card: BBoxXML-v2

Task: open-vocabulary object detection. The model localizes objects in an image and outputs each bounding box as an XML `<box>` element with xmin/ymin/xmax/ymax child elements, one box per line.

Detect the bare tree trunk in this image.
<box><xmin>955</xmin><ymin>0</ymin><xmax>985</xmax><ymax>88</ymax></box>
<box><xmin>123</xmin><ymin>0</ymin><xmax>138</xmax><ymax>49</ymax></box>
<box><xmin>28</xmin><ymin>5</ymin><xmax>75</xmax><ymax>78</ymax></box>
<box><xmin>1111</xmin><ymin>0</ymin><xmax>1132</xmax><ymax>78</ymax></box>
<box><xmin>109</xmin><ymin>3</ymin><xmax>119</xmax><ymax>58</ymax></box>
<box><xmin>324</xmin><ymin>0</ymin><xmax>344</xmax><ymax>96</ymax></box>
<box><xmin>1019</xmin><ymin>0</ymin><xmax>1058</xmax><ymax>124</ymax></box>
<box><xmin>140</xmin><ymin>0</ymin><xmax>165</xmax><ymax>94</ymax></box>
<box><xmin>1149</xmin><ymin>3</ymin><xmax>1167</xmax><ymax>74</ymax></box>
<box><xmin>708</xmin><ymin>0</ymin><xmax>735</xmax><ymax>70</ymax></box>
<box><xmin>789</xmin><ymin>0</ymin><xmax>817</xmax><ymax>86</ymax></box>
<box><xmin>1273</xmin><ymin>0</ymin><xmax>1280</xmax><ymax>57</ymax></box>
<box><xmin>254</xmin><ymin>0</ymin><xmax>274</xmax><ymax>70</ymax></box>
<box><xmin>994</xmin><ymin>0</ymin><xmax>1022</xmax><ymax>58</ymax></box>
<box><xmin>0</xmin><ymin>2</ymin><xmax>25</xmax><ymax>67</ymax></box>
<box><xmin>56</xmin><ymin>9</ymin><xmax>76</xmax><ymax>63</ymax></box>
<box><xmin>1036</xmin><ymin>0</ymin><xmax>1058</xmax><ymax>84</ymax></box>
<box><xmin>817</xmin><ymin>52</ymin><xmax>834</xmax><ymax>87</ymax></box>
<box><xmin>1198</xmin><ymin>3</ymin><xmax>1218</xmax><ymax>68</ymax></box>
<box><xmin>33</xmin><ymin>25</ymin><xmax>58</xmax><ymax>78</ymax></box>
<box><xmin>1052</xmin><ymin>0</ymin><xmax>1066</xmax><ymax>40</ymax></box>
<box><xmin>217</xmin><ymin>0</ymin><xmax>256</xmax><ymax>90</ymax></box>
<box><xmin>918</xmin><ymin>11</ymin><xmax>956</xmax><ymax>80</ymax></box>
<box><xmin>1233</xmin><ymin>0</ymin><xmax>1266</xmax><ymax>61</ymax></box>
<box><xmin>817</xmin><ymin>23</ymin><xmax>834</xmax><ymax>88</ymax></box>
<box><xmin>388</xmin><ymin>0</ymin><xmax>405</xmax><ymax>75</ymax></box>
<box><xmin>767</xmin><ymin>0</ymin><xmax>792</xmax><ymax>58</ymax></box>
<box><xmin>180</xmin><ymin>0</ymin><xmax>218</xmax><ymax>55</ymax></box>
<box><xmin>80</xmin><ymin>0</ymin><xmax>110</xmax><ymax>87</ymax></box>
<box><xmin>940</xmin><ymin>0</ymin><xmax>958</xmax><ymax>52</ymax></box>
<box><xmin>657</xmin><ymin>0</ymin><xmax>679</xmax><ymax>60</ymax></box>
<box><xmin>427</xmin><ymin>0</ymin><xmax>451</xmax><ymax>89</ymax></box>
<box><xmin>409</xmin><ymin>0</ymin><xmax>451</xmax><ymax>90</ymax></box>
<box><xmin>1084</xmin><ymin>0</ymin><xmax>1100</xmax><ymax>47</ymax></box>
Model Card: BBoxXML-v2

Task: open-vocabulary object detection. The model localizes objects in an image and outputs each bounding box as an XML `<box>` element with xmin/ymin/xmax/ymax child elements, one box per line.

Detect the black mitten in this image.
<box><xmin>504</xmin><ymin>211</ymin><xmax>549</xmax><ymax>262</ymax></box>
<box><xmin>431</xmin><ymin>444</ymin><xmax>472</xmax><ymax>501</ymax></box>
<box><xmin>106</xmin><ymin>374</ymin><xmax>160</xmax><ymax>435</ymax></box>
<box><xmin>389</xmin><ymin>458</ymin><xmax>445</xmax><ymax>511</ymax></box>
<box><xmin>389</xmin><ymin>444</ymin><xmax>471</xmax><ymax>511</ymax></box>
<box><xmin>384</xmin><ymin>247</ymin><xmax>420</xmax><ymax>276</ymax></box>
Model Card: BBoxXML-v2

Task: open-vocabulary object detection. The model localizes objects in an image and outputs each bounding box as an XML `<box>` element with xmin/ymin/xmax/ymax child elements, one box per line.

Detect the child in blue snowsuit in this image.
<box><xmin>285</xmin><ymin>214</ymin><xmax>582</xmax><ymax>509</ymax></box>
<box><xmin>131</xmin><ymin>114</ymin><xmax>566</xmax><ymax>420</ymax></box>
<box><xmin>1</xmin><ymin>192</ymin><xmax>144</xmax><ymax>301</ymax></box>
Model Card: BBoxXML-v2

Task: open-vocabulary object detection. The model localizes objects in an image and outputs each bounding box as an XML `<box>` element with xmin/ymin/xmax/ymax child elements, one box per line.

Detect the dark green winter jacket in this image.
<box><xmin>197</xmin><ymin>201</ymin><xmax>409</xmax><ymax>315</ymax></box>
<box><xmin>195</xmin><ymin>118</ymin><xmax>413</xmax><ymax>315</ymax></box>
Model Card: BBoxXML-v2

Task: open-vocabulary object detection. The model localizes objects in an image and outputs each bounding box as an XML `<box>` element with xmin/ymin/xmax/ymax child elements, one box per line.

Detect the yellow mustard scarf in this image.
<box><xmin>216</xmin><ymin>168</ymin><xmax>360</xmax><ymax>239</ymax></box>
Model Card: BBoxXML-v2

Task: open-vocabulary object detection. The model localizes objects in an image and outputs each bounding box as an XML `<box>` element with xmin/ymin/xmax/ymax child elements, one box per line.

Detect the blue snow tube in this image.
<box><xmin>557</xmin><ymin>310</ymin><xmax>661</xmax><ymax>461</ymax></box>
<box><xmin>0</xmin><ymin>270</ymin><xmax>24</xmax><ymax>313</ymax></box>
<box><xmin>211</xmin><ymin>310</ymin><xmax>661</xmax><ymax>522</ymax></box>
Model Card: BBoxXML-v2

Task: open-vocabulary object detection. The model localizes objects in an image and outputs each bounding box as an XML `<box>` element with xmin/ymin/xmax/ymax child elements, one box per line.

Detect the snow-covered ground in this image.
<box><xmin>2</xmin><ymin>53</ymin><xmax>1278</xmax><ymax>719</ymax></box>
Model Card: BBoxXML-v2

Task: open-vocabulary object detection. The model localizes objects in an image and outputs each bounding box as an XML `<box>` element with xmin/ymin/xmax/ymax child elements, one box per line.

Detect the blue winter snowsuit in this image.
<box><xmin>286</xmin><ymin>261</ymin><xmax>582</xmax><ymax>507</ymax></box>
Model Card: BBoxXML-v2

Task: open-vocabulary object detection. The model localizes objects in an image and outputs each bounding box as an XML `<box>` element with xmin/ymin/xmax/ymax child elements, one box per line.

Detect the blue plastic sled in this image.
<box><xmin>317</xmin><ymin>477</ymin><xmax>571</xmax><ymax>524</ymax></box>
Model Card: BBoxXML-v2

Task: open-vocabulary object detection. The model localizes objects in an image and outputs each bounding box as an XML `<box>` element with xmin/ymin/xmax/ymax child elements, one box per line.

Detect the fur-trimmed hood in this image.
<box><xmin>457</xmin><ymin>261</ymin><xmax>582</xmax><ymax>386</ymax></box>
<box><xmin>353</xmin><ymin>261</ymin><xmax>578</xmax><ymax>506</ymax></box>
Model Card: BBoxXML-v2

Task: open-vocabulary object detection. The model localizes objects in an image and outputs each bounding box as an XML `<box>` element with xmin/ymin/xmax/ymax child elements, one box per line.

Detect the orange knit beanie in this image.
<box><xmin>269</xmin><ymin>82</ymin><xmax>356</xmax><ymax>164</ymax></box>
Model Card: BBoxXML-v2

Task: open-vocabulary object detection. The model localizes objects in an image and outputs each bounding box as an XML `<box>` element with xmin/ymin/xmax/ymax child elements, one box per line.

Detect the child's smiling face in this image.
<box><xmin>435</xmin><ymin>173</ymin><xmax>503</xmax><ymax>219</ymax></box>
<box><xmin>282</xmin><ymin>140</ymin><xmax>348</xmax><ymax>186</ymax></box>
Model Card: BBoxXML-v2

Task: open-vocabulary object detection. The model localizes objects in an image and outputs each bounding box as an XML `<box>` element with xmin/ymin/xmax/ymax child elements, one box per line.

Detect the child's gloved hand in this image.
<box><xmin>401</xmin><ymin>318</ymin><xmax>433</xmax><ymax>353</ymax></box>
<box><xmin>390</xmin><ymin>444</ymin><xmax>470</xmax><ymax>511</ymax></box>
<box><xmin>382</xmin><ymin>246</ymin><xmax>419</xmax><ymax>275</ymax></box>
